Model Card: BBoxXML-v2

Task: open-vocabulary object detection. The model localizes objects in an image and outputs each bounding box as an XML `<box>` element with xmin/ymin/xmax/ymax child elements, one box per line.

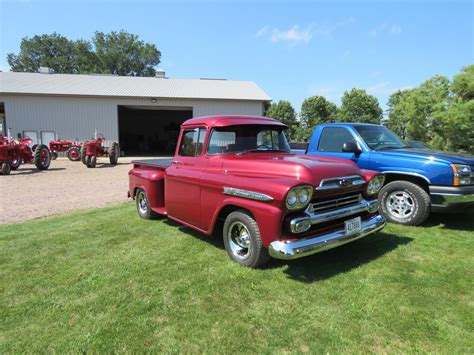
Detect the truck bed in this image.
<box><xmin>131</xmin><ymin>158</ymin><xmax>173</xmax><ymax>169</ymax></box>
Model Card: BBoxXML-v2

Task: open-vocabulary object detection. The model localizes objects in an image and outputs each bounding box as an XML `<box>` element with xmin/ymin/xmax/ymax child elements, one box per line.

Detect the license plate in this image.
<box><xmin>345</xmin><ymin>217</ymin><xmax>362</xmax><ymax>236</ymax></box>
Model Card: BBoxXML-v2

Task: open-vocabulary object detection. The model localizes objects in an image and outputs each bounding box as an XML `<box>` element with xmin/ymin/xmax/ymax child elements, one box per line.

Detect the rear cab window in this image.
<box><xmin>179</xmin><ymin>128</ymin><xmax>206</xmax><ymax>157</ymax></box>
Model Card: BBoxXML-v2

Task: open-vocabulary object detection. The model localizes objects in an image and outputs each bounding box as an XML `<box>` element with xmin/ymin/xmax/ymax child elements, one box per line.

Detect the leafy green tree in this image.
<box><xmin>7</xmin><ymin>33</ymin><xmax>95</xmax><ymax>74</ymax></box>
<box><xmin>451</xmin><ymin>64</ymin><xmax>474</xmax><ymax>101</ymax></box>
<box><xmin>300</xmin><ymin>96</ymin><xmax>337</xmax><ymax>132</ymax></box>
<box><xmin>92</xmin><ymin>31</ymin><xmax>161</xmax><ymax>76</ymax></box>
<box><xmin>265</xmin><ymin>100</ymin><xmax>298</xmax><ymax>139</ymax></box>
<box><xmin>338</xmin><ymin>88</ymin><xmax>383</xmax><ymax>124</ymax></box>
<box><xmin>7</xmin><ymin>31</ymin><xmax>161</xmax><ymax>77</ymax></box>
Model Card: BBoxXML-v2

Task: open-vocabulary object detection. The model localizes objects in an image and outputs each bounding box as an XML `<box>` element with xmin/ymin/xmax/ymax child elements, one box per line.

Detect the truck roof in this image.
<box><xmin>182</xmin><ymin>115</ymin><xmax>287</xmax><ymax>128</ymax></box>
<box><xmin>319</xmin><ymin>122</ymin><xmax>381</xmax><ymax>127</ymax></box>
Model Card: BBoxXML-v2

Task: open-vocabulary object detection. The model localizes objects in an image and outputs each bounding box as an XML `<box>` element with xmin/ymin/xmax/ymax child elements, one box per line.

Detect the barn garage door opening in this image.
<box><xmin>118</xmin><ymin>106</ymin><xmax>193</xmax><ymax>156</ymax></box>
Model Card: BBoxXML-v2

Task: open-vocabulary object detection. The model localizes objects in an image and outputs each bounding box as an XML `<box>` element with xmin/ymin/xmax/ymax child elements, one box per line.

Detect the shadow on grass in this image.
<box><xmin>421</xmin><ymin>211</ymin><xmax>474</xmax><ymax>232</ymax></box>
<box><xmin>164</xmin><ymin>219</ymin><xmax>411</xmax><ymax>283</ymax></box>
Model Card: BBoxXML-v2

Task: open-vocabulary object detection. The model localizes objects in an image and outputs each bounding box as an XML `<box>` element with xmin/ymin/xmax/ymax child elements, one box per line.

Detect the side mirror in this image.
<box><xmin>342</xmin><ymin>142</ymin><xmax>361</xmax><ymax>155</ymax></box>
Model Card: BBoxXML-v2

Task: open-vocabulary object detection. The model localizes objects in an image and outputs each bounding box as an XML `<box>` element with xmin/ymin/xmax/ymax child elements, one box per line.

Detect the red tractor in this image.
<box><xmin>80</xmin><ymin>133</ymin><xmax>119</xmax><ymax>168</ymax></box>
<box><xmin>0</xmin><ymin>134</ymin><xmax>51</xmax><ymax>175</ymax></box>
<box><xmin>47</xmin><ymin>139</ymin><xmax>82</xmax><ymax>161</ymax></box>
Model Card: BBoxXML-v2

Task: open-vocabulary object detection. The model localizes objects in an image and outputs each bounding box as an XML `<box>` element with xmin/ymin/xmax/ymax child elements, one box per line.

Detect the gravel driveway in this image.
<box><xmin>1</xmin><ymin>157</ymin><xmax>163</xmax><ymax>224</ymax></box>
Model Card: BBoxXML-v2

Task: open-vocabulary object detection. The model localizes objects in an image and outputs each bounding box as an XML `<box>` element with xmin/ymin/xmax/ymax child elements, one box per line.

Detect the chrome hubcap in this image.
<box><xmin>227</xmin><ymin>221</ymin><xmax>252</xmax><ymax>260</ymax></box>
<box><xmin>138</xmin><ymin>191</ymin><xmax>148</xmax><ymax>215</ymax></box>
<box><xmin>386</xmin><ymin>191</ymin><xmax>415</xmax><ymax>218</ymax></box>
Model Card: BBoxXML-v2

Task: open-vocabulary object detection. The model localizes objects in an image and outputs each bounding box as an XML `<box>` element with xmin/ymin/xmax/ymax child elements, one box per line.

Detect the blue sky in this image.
<box><xmin>0</xmin><ymin>0</ymin><xmax>472</xmax><ymax>112</ymax></box>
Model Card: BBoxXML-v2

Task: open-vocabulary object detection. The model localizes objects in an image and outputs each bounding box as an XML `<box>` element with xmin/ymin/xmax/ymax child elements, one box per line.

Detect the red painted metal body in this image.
<box><xmin>0</xmin><ymin>136</ymin><xmax>35</xmax><ymax>163</ymax></box>
<box><xmin>85</xmin><ymin>137</ymin><xmax>108</xmax><ymax>157</ymax></box>
<box><xmin>49</xmin><ymin>139</ymin><xmax>82</xmax><ymax>153</ymax></box>
<box><xmin>128</xmin><ymin>116</ymin><xmax>385</xmax><ymax>250</ymax></box>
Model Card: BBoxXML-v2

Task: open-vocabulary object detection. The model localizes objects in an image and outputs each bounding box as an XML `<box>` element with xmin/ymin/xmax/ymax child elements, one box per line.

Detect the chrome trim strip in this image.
<box><xmin>269</xmin><ymin>214</ymin><xmax>386</xmax><ymax>260</ymax></box>
<box><xmin>223</xmin><ymin>187</ymin><xmax>273</xmax><ymax>202</ymax></box>
<box><xmin>316</xmin><ymin>175</ymin><xmax>366</xmax><ymax>190</ymax></box>
<box><xmin>382</xmin><ymin>171</ymin><xmax>431</xmax><ymax>184</ymax></box>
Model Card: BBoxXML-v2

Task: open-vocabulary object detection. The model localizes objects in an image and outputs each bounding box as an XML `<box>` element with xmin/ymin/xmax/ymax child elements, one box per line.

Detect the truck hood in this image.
<box><xmin>221</xmin><ymin>153</ymin><xmax>363</xmax><ymax>185</ymax></box>
<box><xmin>375</xmin><ymin>148</ymin><xmax>474</xmax><ymax>165</ymax></box>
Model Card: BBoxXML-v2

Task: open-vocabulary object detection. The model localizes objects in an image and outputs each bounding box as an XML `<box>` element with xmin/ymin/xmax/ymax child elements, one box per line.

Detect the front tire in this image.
<box><xmin>136</xmin><ymin>189</ymin><xmax>159</xmax><ymax>219</ymax></box>
<box><xmin>379</xmin><ymin>181</ymin><xmax>430</xmax><ymax>226</ymax></box>
<box><xmin>34</xmin><ymin>144</ymin><xmax>51</xmax><ymax>170</ymax></box>
<box><xmin>80</xmin><ymin>144</ymin><xmax>87</xmax><ymax>165</ymax></box>
<box><xmin>10</xmin><ymin>159</ymin><xmax>21</xmax><ymax>170</ymax></box>
<box><xmin>67</xmin><ymin>146</ymin><xmax>81</xmax><ymax>161</ymax></box>
<box><xmin>223</xmin><ymin>210</ymin><xmax>270</xmax><ymax>268</ymax></box>
<box><xmin>86</xmin><ymin>155</ymin><xmax>97</xmax><ymax>168</ymax></box>
<box><xmin>1</xmin><ymin>162</ymin><xmax>11</xmax><ymax>175</ymax></box>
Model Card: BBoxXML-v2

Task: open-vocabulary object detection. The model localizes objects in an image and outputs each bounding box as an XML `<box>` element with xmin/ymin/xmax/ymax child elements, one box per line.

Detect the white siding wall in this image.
<box><xmin>0</xmin><ymin>94</ymin><xmax>265</xmax><ymax>142</ymax></box>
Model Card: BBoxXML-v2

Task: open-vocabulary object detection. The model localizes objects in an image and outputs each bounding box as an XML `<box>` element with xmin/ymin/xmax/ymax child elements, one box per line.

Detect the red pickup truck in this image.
<box><xmin>128</xmin><ymin>115</ymin><xmax>386</xmax><ymax>267</ymax></box>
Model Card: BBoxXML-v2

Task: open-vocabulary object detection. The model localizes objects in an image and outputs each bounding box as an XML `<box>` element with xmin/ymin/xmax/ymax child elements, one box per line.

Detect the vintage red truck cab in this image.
<box><xmin>128</xmin><ymin>115</ymin><xmax>386</xmax><ymax>267</ymax></box>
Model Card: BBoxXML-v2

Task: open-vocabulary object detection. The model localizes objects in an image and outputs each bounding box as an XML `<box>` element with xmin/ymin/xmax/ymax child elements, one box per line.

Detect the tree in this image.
<box><xmin>92</xmin><ymin>31</ymin><xmax>161</xmax><ymax>76</ymax></box>
<box><xmin>451</xmin><ymin>64</ymin><xmax>474</xmax><ymax>101</ymax></box>
<box><xmin>265</xmin><ymin>100</ymin><xmax>298</xmax><ymax>139</ymax></box>
<box><xmin>338</xmin><ymin>88</ymin><xmax>383</xmax><ymax>124</ymax></box>
<box><xmin>7</xmin><ymin>30</ymin><xmax>161</xmax><ymax>77</ymax></box>
<box><xmin>300</xmin><ymin>95</ymin><xmax>337</xmax><ymax>130</ymax></box>
<box><xmin>7</xmin><ymin>33</ymin><xmax>95</xmax><ymax>74</ymax></box>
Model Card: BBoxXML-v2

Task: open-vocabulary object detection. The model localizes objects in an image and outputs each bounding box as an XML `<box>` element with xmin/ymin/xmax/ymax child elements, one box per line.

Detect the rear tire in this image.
<box><xmin>136</xmin><ymin>189</ymin><xmax>159</xmax><ymax>219</ymax></box>
<box><xmin>10</xmin><ymin>159</ymin><xmax>21</xmax><ymax>170</ymax></box>
<box><xmin>109</xmin><ymin>142</ymin><xmax>119</xmax><ymax>165</ymax></box>
<box><xmin>80</xmin><ymin>144</ymin><xmax>87</xmax><ymax>165</ymax></box>
<box><xmin>34</xmin><ymin>144</ymin><xmax>51</xmax><ymax>170</ymax></box>
<box><xmin>379</xmin><ymin>181</ymin><xmax>431</xmax><ymax>226</ymax></box>
<box><xmin>1</xmin><ymin>162</ymin><xmax>11</xmax><ymax>175</ymax></box>
<box><xmin>67</xmin><ymin>146</ymin><xmax>81</xmax><ymax>161</ymax></box>
<box><xmin>223</xmin><ymin>210</ymin><xmax>270</xmax><ymax>268</ymax></box>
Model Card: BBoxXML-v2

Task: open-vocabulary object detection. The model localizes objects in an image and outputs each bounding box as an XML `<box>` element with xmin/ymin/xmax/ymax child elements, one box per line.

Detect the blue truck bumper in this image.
<box><xmin>430</xmin><ymin>185</ymin><xmax>474</xmax><ymax>212</ymax></box>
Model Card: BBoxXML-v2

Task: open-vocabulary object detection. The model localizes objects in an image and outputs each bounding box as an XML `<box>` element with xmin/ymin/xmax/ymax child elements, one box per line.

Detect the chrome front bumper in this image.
<box><xmin>269</xmin><ymin>214</ymin><xmax>386</xmax><ymax>260</ymax></box>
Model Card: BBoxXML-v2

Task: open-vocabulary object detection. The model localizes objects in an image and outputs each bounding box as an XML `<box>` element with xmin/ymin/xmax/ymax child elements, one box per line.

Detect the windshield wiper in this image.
<box><xmin>375</xmin><ymin>146</ymin><xmax>406</xmax><ymax>151</ymax></box>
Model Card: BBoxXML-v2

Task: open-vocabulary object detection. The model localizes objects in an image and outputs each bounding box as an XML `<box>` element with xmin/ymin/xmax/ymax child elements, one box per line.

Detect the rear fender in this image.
<box><xmin>128</xmin><ymin>168</ymin><xmax>165</xmax><ymax>210</ymax></box>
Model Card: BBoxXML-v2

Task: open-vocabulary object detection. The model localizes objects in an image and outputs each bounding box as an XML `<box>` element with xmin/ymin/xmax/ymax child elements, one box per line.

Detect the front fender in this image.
<box><xmin>209</xmin><ymin>197</ymin><xmax>284</xmax><ymax>248</ymax></box>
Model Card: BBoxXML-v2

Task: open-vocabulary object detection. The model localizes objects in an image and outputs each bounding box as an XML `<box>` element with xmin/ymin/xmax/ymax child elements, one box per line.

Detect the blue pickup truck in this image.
<box><xmin>303</xmin><ymin>123</ymin><xmax>474</xmax><ymax>225</ymax></box>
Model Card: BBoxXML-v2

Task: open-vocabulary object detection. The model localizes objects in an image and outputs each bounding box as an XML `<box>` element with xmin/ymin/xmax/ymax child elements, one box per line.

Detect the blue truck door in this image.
<box><xmin>307</xmin><ymin>126</ymin><xmax>371</xmax><ymax>169</ymax></box>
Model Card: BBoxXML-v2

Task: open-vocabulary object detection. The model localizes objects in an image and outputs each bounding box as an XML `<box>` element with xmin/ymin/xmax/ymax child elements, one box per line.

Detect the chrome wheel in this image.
<box><xmin>137</xmin><ymin>191</ymin><xmax>148</xmax><ymax>215</ymax></box>
<box><xmin>227</xmin><ymin>221</ymin><xmax>252</xmax><ymax>260</ymax></box>
<box><xmin>386</xmin><ymin>191</ymin><xmax>415</xmax><ymax>219</ymax></box>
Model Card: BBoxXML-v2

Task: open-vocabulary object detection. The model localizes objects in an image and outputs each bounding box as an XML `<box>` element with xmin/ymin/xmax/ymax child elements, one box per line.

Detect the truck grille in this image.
<box><xmin>308</xmin><ymin>193</ymin><xmax>362</xmax><ymax>213</ymax></box>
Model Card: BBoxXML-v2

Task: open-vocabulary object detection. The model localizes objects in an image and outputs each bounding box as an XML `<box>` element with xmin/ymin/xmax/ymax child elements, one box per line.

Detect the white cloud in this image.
<box><xmin>255</xmin><ymin>26</ymin><xmax>269</xmax><ymax>37</ymax></box>
<box><xmin>257</xmin><ymin>17</ymin><xmax>356</xmax><ymax>46</ymax></box>
<box><xmin>390</xmin><ymin>25</ymin><xmax>402</xmax><ymax>34</ymax></box>
<box><xmin>367</xmin><ymin>82</ymin><xmax>411</xmax><ymax>96</ymax></box>
<box><xmin>270</xmin><ymin>25</ymin><xmax>313</xmax><ymax>44</ymax></box>
<box><xmin>370</xmin><ymin>23</ymin><xmax>402</xmax><ymax>36</ymax></box>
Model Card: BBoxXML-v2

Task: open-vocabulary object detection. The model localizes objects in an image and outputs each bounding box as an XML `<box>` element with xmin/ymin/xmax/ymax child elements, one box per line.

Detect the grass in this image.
<box><xmin>1</xmin><ymin>203</ymin><xmax>473</xmax><ymax>353</ymax></box>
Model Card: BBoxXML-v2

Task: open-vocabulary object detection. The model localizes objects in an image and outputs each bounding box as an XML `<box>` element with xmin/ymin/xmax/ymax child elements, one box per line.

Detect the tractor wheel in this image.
<box><xmin>10</xmin><ymin>159</ymin><xmax>21</xmax><ymax>170</ymax></box>
<box><xmin>1</xmin><ymin>162</ymin><xmax>11</xmax><ymax>175</ymax></box>
<box><xmin>51</xmin><ymin>151</ymin><xmax>58</xmax><ymax>160</ymax></box>
<box><xmin>86</xmin><ymin>156</ymin><xmax>97</xmax><ymax>168</ymax></box>
<box><xmin>109</xmin><ymin>142</ymin><xmax>119</xmax><ymax>165</ymax></box>
<box><xmin>67</xmin><ymin>146</ymin><xmax>81</xmax><ymax>161</ymax></box>
<box><xmin>32</xmin><ymin>144</ymin><xmax>38</xmax><ymax>152</ymax></box>
<box><xmin>80</xmin><ymin>144</ymin><xmax>87</xmax><ymax>165</ymax></box>
<box><xmin>34</xmin><ymin>144</ymin><xmax>51</xmax><ymax>170</ymax></box>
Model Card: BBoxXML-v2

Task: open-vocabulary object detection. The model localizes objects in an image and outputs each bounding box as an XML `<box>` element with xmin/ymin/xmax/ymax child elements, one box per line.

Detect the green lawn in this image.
<box><xmin>1</xmin><ymin>203</ymin><xmax>473</xmax><ymax>353</ymax></box>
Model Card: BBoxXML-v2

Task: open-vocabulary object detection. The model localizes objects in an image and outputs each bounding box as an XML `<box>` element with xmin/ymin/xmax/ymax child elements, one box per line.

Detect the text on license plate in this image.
<box><xmin>345</xmin><ymin>217</ymin><xmax>362</xmax><ymax>236</ymax></box>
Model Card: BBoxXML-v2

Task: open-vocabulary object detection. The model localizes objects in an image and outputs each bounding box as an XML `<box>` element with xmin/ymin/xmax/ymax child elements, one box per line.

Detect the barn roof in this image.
<box><xmin>0</xmin><ymin>72</ymin><xmax>271</xmax><ymax>102</ymax></box>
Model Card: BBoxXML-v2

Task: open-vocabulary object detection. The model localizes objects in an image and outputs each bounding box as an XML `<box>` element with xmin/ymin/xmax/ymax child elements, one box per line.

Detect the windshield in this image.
<box><xmin>355</xmin><ymin>126</ymin><xmax>408</xmax><ymax>151</ymax></box>
<box><xmin>207</xmin><ymin>125</ymin><xmax>291</xmax><ymax>155</ymax></box>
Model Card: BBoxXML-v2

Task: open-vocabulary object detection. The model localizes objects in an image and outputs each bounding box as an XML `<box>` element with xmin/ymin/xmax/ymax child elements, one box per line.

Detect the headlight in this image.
<box><xmin>367</xmin><ymin>175</ymin><xmax>385</xmax><ymax>195</ymax></box>
<box><xmin>286</xmin><ymin>185</ymin><xmax>313</xmax><ymax>210</ymax></box>
<box><xmin>451</xmin><ymin>164</ymin><xmax>472</xmax><ymax>186</ymax></box>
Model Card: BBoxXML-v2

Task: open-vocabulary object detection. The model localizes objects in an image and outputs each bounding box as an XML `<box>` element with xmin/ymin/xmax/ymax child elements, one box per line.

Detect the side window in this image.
<box><xmin>179</xmin><ymin>128</ymin><xmax>206</xmax><ymax>157</ymax></box>
<box><xmin>318</xmin><ymin>127</ymin><xmax>356</xmax><ymax>152</ymax></box>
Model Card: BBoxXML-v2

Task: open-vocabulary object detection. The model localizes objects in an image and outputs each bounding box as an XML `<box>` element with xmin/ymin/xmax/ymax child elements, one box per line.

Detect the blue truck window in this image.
<box><xmin>318</xmin><ymin>127</ymin><xmax>356</xmax><ymax>152</ymax></box>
